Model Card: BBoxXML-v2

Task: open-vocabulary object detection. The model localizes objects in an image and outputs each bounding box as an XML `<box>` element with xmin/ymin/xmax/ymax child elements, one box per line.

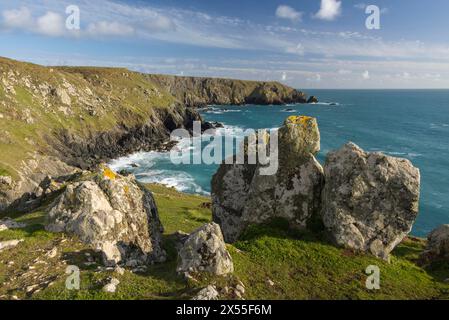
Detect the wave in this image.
<box><xmin>313</xmin><ymin>102</ymin><xmax>340</xmax><ymax>106</ymax></box>
<box><xmin>136</xmin><ymin>170</ymin><xmax>210</xmax><ymax>195</ymax></box>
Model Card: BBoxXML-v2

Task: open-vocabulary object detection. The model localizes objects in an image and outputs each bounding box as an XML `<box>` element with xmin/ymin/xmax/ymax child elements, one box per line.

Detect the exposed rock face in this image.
<box><xmin>46</xmin><ymin>168</ymin><xmax>166</xmax><ymax>266</ymax></box>
<box><xmin>212</xmin><ymin>115</ymin><xmax>324</xmax><ymax>243</ymax></box>
<box><xmin>421</xmin><ymin>225</ymin><xmax>449</xmax><ymax>263</ymax></box>
<box><xmin>321</xmin><ymin>142</ymin><xmax>420</xmax><ymax>260</ymax></box>
<box><xmin>145</xmin><ymin>74</ymin><xmax>309</xmax><ymax>107</ymax></box>
<box><xmin>307</xmin><ymin>96</ymin><xmax>318</xmax><ymax>104</ymax></box>
<box><xmin>177</xmin><ymin>222</ymin><xmax>234</xmax><ymax>275</ymax></box>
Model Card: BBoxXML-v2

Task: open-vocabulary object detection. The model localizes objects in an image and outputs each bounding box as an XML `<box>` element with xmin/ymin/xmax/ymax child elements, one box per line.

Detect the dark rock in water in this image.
<box><xmin>329</xmin><ymin>103</ymin><xmax>337</xmax><ymax>106</ymax></box>
<box><xmin>46</xmin><ymin>167</ymin><xmax>166</xmax><ymax>267</ymax></box>
<box><xmin>212</xmin><ymin>115</ymin><xmax>324</xmax><ymax>243</ymax></box>
<box><xmin>130</xmin><ymin>163</ymin><xmax>140</xmax><ymax>168</ymax></box>
<box><xmin>420</xmin><ymin>225</ymin><xmax>449</xmax><ymax>263</ymax></box>
<box><xmin>307</xmin><ymin>96</ymin><xmax>318</xmax><ymax>104</ymax></box>
<box><xmin>202</xmin><ymin>121</ymin><xmax>224</xmax><ymax>131</ymax></box>
<box><xmin>321</xmin><ymin>142</ymin><xmax>420</xmax><ymax>261</ymax></box>
<box><xmin>283</xmin><ymin>108</ymin><xmax>294</xmax><ymax>112</ymax></box>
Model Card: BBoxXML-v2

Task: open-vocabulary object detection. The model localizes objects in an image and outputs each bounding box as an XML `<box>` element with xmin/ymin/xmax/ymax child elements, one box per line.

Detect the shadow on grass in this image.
<box><xmin>237</xmin><ymin>217</ymin><xmax>329</xmax><ymax>245</ymax></box>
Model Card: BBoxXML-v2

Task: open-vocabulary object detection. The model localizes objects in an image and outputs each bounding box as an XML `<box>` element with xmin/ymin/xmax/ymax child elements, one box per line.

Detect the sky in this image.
<box><xmin>1</xmin><ymin>0</ymin><xmax>449</xmax><ymax>89</ymax></box>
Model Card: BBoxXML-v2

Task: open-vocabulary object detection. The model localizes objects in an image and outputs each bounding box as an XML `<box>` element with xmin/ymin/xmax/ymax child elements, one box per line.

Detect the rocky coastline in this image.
<box><xmin>0</xmin><ymin>57</ymin><xmax>312</xmax><ymax>212</ymax></box>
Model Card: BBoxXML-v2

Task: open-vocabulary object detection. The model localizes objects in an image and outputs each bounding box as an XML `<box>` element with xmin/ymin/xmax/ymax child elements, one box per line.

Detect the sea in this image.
<box><xmin>109</xmin><ymin>89</ymin><xmax>449</xmax><ymax>237</ymax></box>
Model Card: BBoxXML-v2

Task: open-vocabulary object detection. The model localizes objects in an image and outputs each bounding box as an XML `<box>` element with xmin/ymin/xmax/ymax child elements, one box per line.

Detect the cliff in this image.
<box><xmin>145</xmin><ymin>74</ymin><xmax>308</xmax><ymax>107</ymax></box>
<box><xmin>0</xmin><ymin>57</ymin><xmax>311</xmax><ymax>211</ymax></box>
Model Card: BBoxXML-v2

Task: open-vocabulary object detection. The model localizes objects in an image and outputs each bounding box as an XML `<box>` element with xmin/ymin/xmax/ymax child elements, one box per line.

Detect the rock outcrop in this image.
<box><xmin>421</xmin><ymin>225</ymin><xmax>449</xmax><ymax>263</ymax></box>
<box><xmin>145</xmin><ymin>74</ymin><xmax>309</xmax><ymax>107</ymax></box>
<box><xmin>321</xmin><ymin>142</ymin><xmax>420</xmax><ymax>260</ymax></box>
<box><xmin>46</xmin><ymin>167</ymin><xmax>166</xmax><ymax>267</ymax></box>
<box><xmin>177</xmin><ymin>222</ymin><xmax>234</xmax><ymax>275</ymax></box>
<box><xmin>212</xmin><ymin>115</ymin><xmax>324</xmax><ymax>243</ymax></box>
<box><xmin>307</xmin><ymin>96</ymin><xmax>318</xmax><ymax>104</ymax></box>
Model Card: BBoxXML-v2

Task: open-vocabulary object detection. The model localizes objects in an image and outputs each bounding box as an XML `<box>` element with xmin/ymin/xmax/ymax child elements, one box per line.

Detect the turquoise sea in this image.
<box><xmin>110</xmin><ymin>90</ymin><xmax>449</xmax><ymax>237</ymax></box>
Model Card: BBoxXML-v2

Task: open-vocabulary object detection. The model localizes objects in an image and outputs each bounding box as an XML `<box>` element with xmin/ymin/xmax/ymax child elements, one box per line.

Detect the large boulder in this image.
<box><xmin>321</xmin><ymin>142</ymin><xmax>420</xmax><ymax>260</ymax></box>
<box><xmin>46</xmin><ymin>167</ymin><xmax>166</xmax><ymax>266</ymax></box>
<box><xmin>177</xmin><ymin>222</ymin><xmax>234</xmax><ymax>276</ymax></box>
<box><xmin>421</xmin><ymin>225</ymin><xmax>449</xmax><ymax>263</ymax></box>
<box><xmin>212</xmin><ymin>115</ymin><xmax>324</xmax><ymax>243</ymax></box>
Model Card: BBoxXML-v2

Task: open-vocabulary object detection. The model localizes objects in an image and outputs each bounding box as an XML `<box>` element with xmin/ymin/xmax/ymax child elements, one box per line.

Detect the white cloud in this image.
<box><xmin>141</xmin><ymin>14</ymin><xmax>176</xmax><ymax>33</ymax></box>
<box><xmin>87</xmin><ymin>21</ymin><xmax>134</xmax><ymax>37</ymax></box>
<box><xmin>276</xmin><ymin>5</ymin><xmax>302</xmax><ymax>22</ymax></box>
<box><xmin>2</xmin><ymin>7</ymin><xmax>33</xmax><ymax>29</ymax></box>
<box><xmin>36</xmin><ymin>11</ymin><xmax>65</xmax><ymax>36</ymax></box>
<box><xmin>315</xmin><ymin>0</ymin><xmax>342</xmax><ymax>21</ymax></box>
<box><xmin>362</xmin><ymin>70</ymin><xmax>370</xmax><ymax>80</ymax></box>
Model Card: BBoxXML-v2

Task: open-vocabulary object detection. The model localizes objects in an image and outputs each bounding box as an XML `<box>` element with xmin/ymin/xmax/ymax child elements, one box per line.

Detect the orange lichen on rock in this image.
<box><xmin>103</xmin><ymin>167</ymin><xmax>117</xmax><ymax>180</ymax></box>
<box><xmin>286</xmin><ymin>115</ymin><xmax>313</xmax><ymax>125</ymax></box>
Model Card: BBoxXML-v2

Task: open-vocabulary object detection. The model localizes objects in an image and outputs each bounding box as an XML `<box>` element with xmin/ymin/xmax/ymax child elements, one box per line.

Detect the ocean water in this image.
<box><xmin>109</xmin><ymin>90</ymin><xmax>449</xmax><ymax>237</ymax></box>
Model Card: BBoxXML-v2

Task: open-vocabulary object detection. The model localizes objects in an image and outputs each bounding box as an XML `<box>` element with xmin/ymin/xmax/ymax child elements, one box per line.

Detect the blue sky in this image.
<box><xmin>1</xmin><ymin>0</ymin><xmax>449</xmax><ymax>88</ymax></box>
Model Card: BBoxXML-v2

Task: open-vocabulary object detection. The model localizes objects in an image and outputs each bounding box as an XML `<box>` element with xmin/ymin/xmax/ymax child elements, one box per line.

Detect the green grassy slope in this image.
<box><xmin>0</xmin><ymin>184</ymin><xmax>448</xmax><ymax>300</ymax></box>
<box><xmin>0</xmin><ymin>57</ymin><xmax>176</xmax><ymax>178</ymax></box>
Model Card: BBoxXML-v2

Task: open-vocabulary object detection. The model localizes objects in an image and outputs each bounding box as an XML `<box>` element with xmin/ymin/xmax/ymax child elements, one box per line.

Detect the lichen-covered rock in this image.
<box><xmin>212</xmin><ymin>115</ymin><xmax>323</xmax><ymax>243</ymax></box>
<box><xmin>46</xmin><ymin>167</ymin><xmax>166</xmax><ymax>266</ymax></box>
<box><xmin>177</xmin><ymin>222</ymin><xmax>234</xmax><ymax>275</ymax></box>
<box><xmin>321</xmin><ymin>142</ymin><xmax>420</xmax><ymax>260</ymax></box>
<box><xmin>192</xmin><ymin>285</ymin><xmax>219</xmax><ymax>300</ymax></box>
<box><xmin>211</xmin><ymin>161</ymin><xmax>257</xmax><ymax>243</ymax></box>
<box><xmin>421</xmin><ymin>225</ymin><xmax>449</xmax><ymax>263</ymax></box>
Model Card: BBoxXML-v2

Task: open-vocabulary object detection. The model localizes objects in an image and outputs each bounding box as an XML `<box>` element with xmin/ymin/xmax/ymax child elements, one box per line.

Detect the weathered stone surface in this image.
<box><xmin>0</xmin><ymin>218</ymin><xmax>26</xmax><ymax>232</ymax></box>
<box><xmin>0</xmin><ymin>239</ymin><xmax>24</xmax><ymax>252</ymax></box>
<box><xmin>177</xmin><ymin>222</ymin><xmax>234</xmax><ymax>275</ymax></box>
<box><xmin>192</xmin><ymin>285</ymin><xmax>219</xmax><ymax>300</ymax></box>
<box><xmin>212</xmin><ymin>115</ymin><xmax>323</xmax><ymax>243</ymax></box>
<box><xmin>421</xmin><ymin>225</ymin><xmax>449</xmax><ymax>263</ymax></box>
<box><xmin>321</xmin><ymin>142</ymin><xmax>420</xmax><ymax>260</ymax></box>
<box><xmin>102</xmin><ymin>278</ymin><xmax>120</xmax><ymax>293</ymax></box>
<box><xmin>212</xmin><ymin>161</ymin><xmax>257</xmax><ymax>243</ymax></box>
<box><xmin>46</xmin><ymin>167</ymin><xmax>166</xmax><ymax>266</ymax></box>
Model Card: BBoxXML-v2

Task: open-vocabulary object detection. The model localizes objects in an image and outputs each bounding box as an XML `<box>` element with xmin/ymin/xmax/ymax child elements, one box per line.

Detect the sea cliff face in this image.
<box><xmin>0</xmin><ymin>57</ymin><xmax>311</xmax><ymax>211</ymax></box>
<box><xmin>144</xmin><ymin>74</ymin><xmax>308</xmax><ymax>107</ymax></box>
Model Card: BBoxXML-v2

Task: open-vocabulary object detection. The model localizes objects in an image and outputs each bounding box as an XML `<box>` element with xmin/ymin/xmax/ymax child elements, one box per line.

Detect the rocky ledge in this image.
<box><xmin>212</xmin><ymin>115</ymin><xmax>421</xmax><ymax>260</ymax></box>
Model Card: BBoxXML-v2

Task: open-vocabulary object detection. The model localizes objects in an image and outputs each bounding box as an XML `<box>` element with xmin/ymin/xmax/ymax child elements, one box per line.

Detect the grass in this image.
<box><xmin>0</xmin><ymin>57</ymin><xmax>177</xmax><ymax>178</ymax></box>
<box><xmin>1</xmin><ymin>184</ymin><xmax>448</xmax><ymax>300</ymax></box>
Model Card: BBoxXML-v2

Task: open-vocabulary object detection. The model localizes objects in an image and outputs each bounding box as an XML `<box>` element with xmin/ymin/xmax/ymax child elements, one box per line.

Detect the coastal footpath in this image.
<box><xmin>0</xmin><ymin>57</ymin><xmax>310</xmax><ymax>211</ymax></box>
